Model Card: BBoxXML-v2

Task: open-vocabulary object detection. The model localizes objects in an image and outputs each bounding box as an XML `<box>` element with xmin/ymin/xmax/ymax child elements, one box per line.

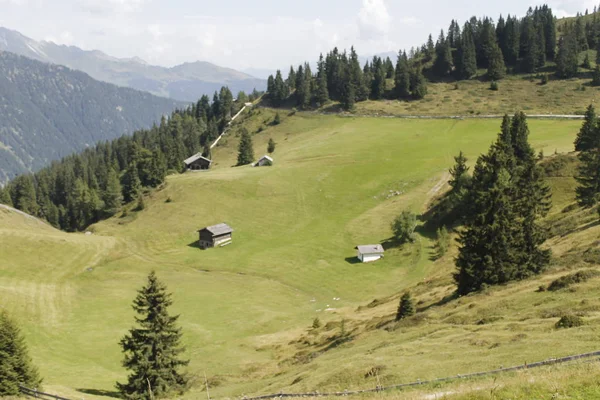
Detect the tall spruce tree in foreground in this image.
<box><xmin>0</xmin><ymin>311</ymin><xmax>42</xmax><ymax>396</ymax></box>
<box><xmin>236</xmin><ymin>128</ymin><xmax>254</xmax><ymax>166</ymax></box>
<box><xmin>455</xmin><ymin>113</ymin><xmax>551</xmax><ymax>295</ymax></box>
<box><xmin>117</xmin><ymin>272</ymin><xmax>188</xmax><ymax>400</ymax></box>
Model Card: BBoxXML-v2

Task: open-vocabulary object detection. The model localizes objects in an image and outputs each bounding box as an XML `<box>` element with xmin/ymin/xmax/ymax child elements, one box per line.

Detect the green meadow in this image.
<box><xmin>2</xmin><ymin>112</ymin><xmax>595</xmax><ymax>399</ymax></box>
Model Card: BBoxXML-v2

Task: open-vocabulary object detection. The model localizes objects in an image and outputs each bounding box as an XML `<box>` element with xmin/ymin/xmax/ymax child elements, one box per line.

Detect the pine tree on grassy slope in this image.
<box><xmin>455</xmin><ymin>113</ymin><xmax>551</xmax><ymax>295</ymax></box>
<box><xmin>117</xmin><ymin>271</ymin><xmax>188</xmax><ymax>400</ymax></box>
<box><xmin>237</xmin><ymin>128</ymin><xmax>255</xmax><ymax>166</ymax></box>
<box><xmin>0</xmin><ymin>311</ymin><xmax>42</xmax><ymax>396</ymax></box>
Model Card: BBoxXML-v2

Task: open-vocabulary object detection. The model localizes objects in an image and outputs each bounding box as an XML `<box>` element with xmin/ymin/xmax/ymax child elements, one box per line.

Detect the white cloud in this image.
<box><xmin>147</xmin><ymin>24</ymin><xmax>162</xmax><ymax>39</ymax></box>
<box><xmin>44</xmin><ymin>31</ymin><xmax>75</xmax><ymax>46</ymax></box>
<box><xmin>357</xmin><ymin>0</ymin><xmax>391</xmax><ymax>40</ymax></box>
<box><xmin>399</xmin><ymin>16</ymin><xmax>420</xmax><ymax>26</ymax></box>
<box><xmin>79</xmin><ymin>0</ymin><xmax>146</xmax><ymax>14</ymax></box>
<box><xmin>0</xmin><ymin>0</ymin><xmax>28</xmax><ymax>5</ymax></box>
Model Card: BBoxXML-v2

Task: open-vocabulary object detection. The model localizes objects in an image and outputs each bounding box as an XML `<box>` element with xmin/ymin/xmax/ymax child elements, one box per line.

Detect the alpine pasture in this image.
<box><xmin>0</xmin><ymin>112</ymin><xmax>584</xmax><ymax>398</ymax></box>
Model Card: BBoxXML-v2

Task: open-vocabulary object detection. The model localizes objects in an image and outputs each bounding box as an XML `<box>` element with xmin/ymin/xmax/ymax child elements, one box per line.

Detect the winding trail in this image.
<box><xmin>210</xmin><ymin>102</ymin><xmax>252</xmax><ymax>149</ymax></box>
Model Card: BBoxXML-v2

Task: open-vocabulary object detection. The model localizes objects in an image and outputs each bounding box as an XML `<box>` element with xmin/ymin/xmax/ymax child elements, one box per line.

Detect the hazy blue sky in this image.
<box><xmin>0</xmin><ymin>0</ymin><xmax>596</xmax><ymax>71</ymax></box>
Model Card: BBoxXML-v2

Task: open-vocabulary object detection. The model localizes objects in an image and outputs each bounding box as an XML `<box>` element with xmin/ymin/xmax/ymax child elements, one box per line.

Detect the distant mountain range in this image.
<box><xmin>0</xmin><ymin>27</ymin><xmax>266</xmax><ymax>102</ymax></box>
<box><xmin>0</xmin><ymin>51</ymin><xmax>185</xmax><ymax>183</ymax></box>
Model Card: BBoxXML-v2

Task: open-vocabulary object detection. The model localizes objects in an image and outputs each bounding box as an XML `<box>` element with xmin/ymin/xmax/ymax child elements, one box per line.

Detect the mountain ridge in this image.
<box><xmin>0</xmin><ymin>27</ymin><xmax>266</xmax><ymax>101</ymax></box>
<box><xmin>0</xmin><ymin>51</ymin><xmax>185</xmax><ymax>182</ymax></box>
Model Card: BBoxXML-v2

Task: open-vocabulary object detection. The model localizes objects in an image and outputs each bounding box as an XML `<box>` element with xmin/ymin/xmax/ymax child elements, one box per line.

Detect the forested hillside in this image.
<box><xmin>266</xmin><ymin>5</ymin><xmax>600</xmax><ymax>110</ymax></box>
<box><xmin>0</xmin><ymin>51</ymin><xmax>185</xmax><ymax>182</ymax></box>
<box><xmin>0</xmin><ymin>86</ymin><xmax>255</xmax><ymax>231</ymax></box>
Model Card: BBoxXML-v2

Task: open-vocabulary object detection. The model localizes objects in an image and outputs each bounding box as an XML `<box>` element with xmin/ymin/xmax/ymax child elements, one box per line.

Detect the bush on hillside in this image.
<box><xmin>541</xmin><ymin>154</ymin><xmax>578</xmax><ymax>177</ymax></box>
<box><xmin>272</xmin><ymin>112</ymin><xmax>281</xmax><ymax>125</ymax></box>
<box><xmin>490</xmin><ymin>81</ymin><xmax>499</xmax><ymax>91</ymax></box>
<box><xmin>396</xmin><ymin>292</ymin><xmax>415</xmax><ymax>321</ymax></box>
<box><xmin>555</xmin><ymin>314</ymin><xmax>584</xmax><ymax>329</ymax></box>
<box><xmin>547</xmin><ymin>270</ymin><xmax>600</xmax><ymax>291</ymax></box>
<box><xmin>312</xmin><ymin>317</ymin><xmax>321</xmax><ymax>329</ymax></box>
<box><xmin>391</xmin><ymin>210</ymin><xmax>417</xmax><ymax>244</ymax></box>
<box><xmin>540</xmin><ymin>74</ymin><xmax>549</xmax><ymax>85</ymax></box>
<box><xmin>135</xmin><ymin>196</ymin><xmax>145</xmax><ymax>211</ymax></box>
<box><xmin>436</xmin><ymin>226</ymin><xmax>450</xmax><ymax>257</ymax></box>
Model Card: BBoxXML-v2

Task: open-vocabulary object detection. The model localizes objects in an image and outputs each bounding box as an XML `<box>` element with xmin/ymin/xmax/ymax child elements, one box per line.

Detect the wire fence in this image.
<box><xmin>17</xmin><ymin>350</ymin><xmax>600</xmax><ymax>400</ymax></box>
<box><xmin>19</xmin><ymin>385</ymin><xmax>71</xmax><ymax>400</ymax></box>
<box><xmin>241</xmin><ymin>350</ymin><xmax>600</xmax><ymax>400</ymax></box>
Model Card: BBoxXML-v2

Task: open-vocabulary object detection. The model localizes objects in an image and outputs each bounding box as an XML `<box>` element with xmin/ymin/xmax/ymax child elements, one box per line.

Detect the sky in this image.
<box><xmin>0</xmin><ymin>0</ymin><xmax>597</xmax><ymax>73</ymax></box>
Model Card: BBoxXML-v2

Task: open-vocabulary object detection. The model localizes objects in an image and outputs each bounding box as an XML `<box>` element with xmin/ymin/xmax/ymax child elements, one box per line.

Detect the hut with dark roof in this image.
<box><xmin>198</xmin><ymin>223</ymin><xmax>234</xmax><ymax>249</ymax></box>
<box><xmin>184</xmin><ymin>153</ymin><xmax>212</xmax><ymax>170</ymax></box>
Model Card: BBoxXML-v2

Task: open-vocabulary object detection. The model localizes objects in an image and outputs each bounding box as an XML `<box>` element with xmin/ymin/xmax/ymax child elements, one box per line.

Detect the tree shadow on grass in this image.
<box><xmin>77</xmin><ymin>388</ymin><xmax>121</xmax><ymax>399</ymax></box>
<box><xmin>416</xmin><ymin>292</ymin><xmax>458</xmax><ymax>313</ymax></box>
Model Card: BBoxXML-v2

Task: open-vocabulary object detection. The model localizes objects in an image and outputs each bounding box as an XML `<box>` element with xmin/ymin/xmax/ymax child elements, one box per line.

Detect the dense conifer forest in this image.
<box><xmin>0</xmin><ymin>87</ymin><xmax>260</xmax><ymax>231</ymax></box>
<box><xmin>266</xmin><ymin>5</ymin><xmax>600</xmax><ymax>110</ymax></box>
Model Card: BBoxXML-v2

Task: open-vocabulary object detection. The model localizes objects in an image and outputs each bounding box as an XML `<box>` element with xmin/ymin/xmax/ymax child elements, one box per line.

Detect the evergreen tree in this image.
<box><xmin>102</xmin><ymin>168</ymin><xmax>122</xmax><ymax>217</ymax></box>
<box><xmin>370</xmin><ymin>56</ymin><xmax>386</xmax><ymax>99</ymax></box>
<box><xmin>510</xmin><ymin>112</ymin><xmax>552</xmax><ymax>275</ymax></box>
<box><xmin>521</xmin><ymin>17</ymin><xmax>540</xmax><ymax>73</ymax></box>
<box><xmin>449</xmin><ymin>151</ymin><xmax>470</xmax><ymax>190</ymax></box>
<box><xmin>576</xmin><ymin>107</ymin><xmax>600</xmax><ymax>206</ymax></box>
<box><xmin>575</xmin><ymin>104</ymin><xmax>597</xmax><ymax>151</ymax></box>
<box><xmin>433</xmin><ymin>30</ymin><xmax>453</xmax><ymax>77</ymax></box>
<box><xmin>534</xmin><ymin>21</ymin><xmax>547</xmax><ymax>68</ymax></box>
<box><xmin>116</xmin><ymin>272</ymin><xmax>188</xmax><ymax>400</ymax></box>
<box><xmin>0</xmin><ymin>311</ymin><xmax>42</xmax><ymax>396</ymax></box>
<box><xmin>457</xmin><ymin>24</ymin><xmax>477</xmax><ymax>79</ymax></box>
<box><xmin>11</xmin><ymin>175</ymin><xmax>38</xmax><ymax>216</ymax></box>
<box><xmin>556</xmin><ymin>34</ymin><xmax>579</xmax><ymax>78</ymax></box>
<box><xmin>287</xmin><ymin>66</ymin><xmax>297</xmax><ymax>91</ymax></box>
<box><xmin>426</xmin><ymin>34</ymin><xmax>435</xmax><ymax>59</ymax></box>
<box><xmin>316</xmin><ymin>54</ymin><xmax>330</xmax><ymax>105</ymax></box>
<box><xmin>576</xmin><ymin>16</ymin><xmax>589</xmax><ymax>51</ymax></box>
<box><xmin>295</xmin><ymin>64</ymin><xmax>312</xmax><ymax>109</ymax></box>
<box><xmin>395</xmin><ymin>292</ymin><xmax>415</xmax><ymax>321</ymax></box>
<box><xmin>592</xmin><ymin>65</ymin><xmax>600</xmax><ymax>86</ymax></box>
<box><xmin>487</xmin><ymin>41</ymin><xmax>507</xmax><ymax>80</ymax></box>
<box><xmin>273</xmin><ymin>112</ymin><xmax>281</xmax><ymax>125</ymax></box>
<box><xmin>543</xmin><ymin>7</ymin><xmax>557</xmax><ymax>60</ymax></box>
<box><xmin>410</xmin><ymin>68</ymin><xmax>428</xmax><ymax>99</ymax></box>
<box><xmin>455</xmin><ymin>113</ymin><xmax>551</xmax><ymax>294</ymax></box>
<box><xmin>236</xmin><ymin>128</ymin><xmax>254</xmax><ymax>166</ymax></box>
<box><xmin>384</xmin><ymin>57</ymin><xmax>395</xmax><ymax>78</ymax></box>
<box><xmin>122</xmin><ymin>163</ymin><xmax>141</xmax><ymax>203</ymax></box>
<box><xmin>350</xmin><ymin>47</ymin><xmax>368</xmax><ymax>102</ymax></box>
<box><xmin>267</xmin><ymin>138</ymin><xmax>276</xmax><ymax>154</ymax></box>
<box><xmin>583</xmin><ymin>52</ymin><xmax>592</xmax><ymax>69</ymax></box>
<box><xmin>503</xmin><ymin>15</ymin><xmax>521</xmax><ymax>66</ymax></box>
<box><xmin>0</xmin><ymin>187</ymin><xmax>13</xmax><ymax>207</ymax></box>
<box><xmin>394</xmin><ymin>51</ymin><xmax>411</xmax><ymax>98</ymax></box>
<box><xmin>391</xmin><ymin>210</ymin><xmax>417</xmax><ymax>244</ymax></box>
<box><xmin>340</xmin><ymin>53</ymin><xmax>356</xmax><ymax>111</ymax></box>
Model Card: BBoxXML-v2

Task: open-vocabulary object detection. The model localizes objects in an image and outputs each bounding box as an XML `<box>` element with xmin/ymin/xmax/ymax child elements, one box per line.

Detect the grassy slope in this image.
<box><xmin>0</xmin><ymin>110</ymin><xmax>593</xmax><ymax>399</ymax></box>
